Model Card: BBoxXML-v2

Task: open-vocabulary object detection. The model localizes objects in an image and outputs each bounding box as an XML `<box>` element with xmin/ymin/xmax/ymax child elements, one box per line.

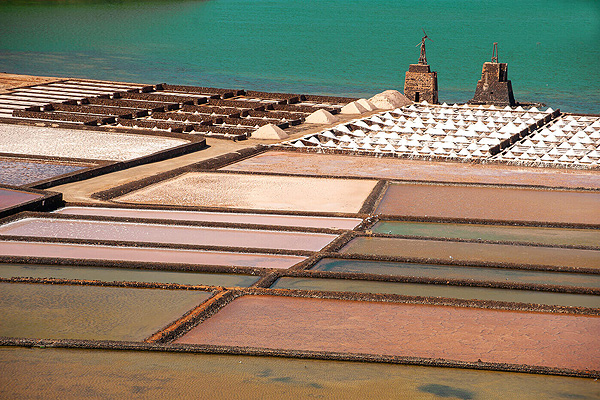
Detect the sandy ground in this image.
<box><xmin>0</xmin><ymin>73</ymin><xmax>63</xmax><ymax>93</ymax></box>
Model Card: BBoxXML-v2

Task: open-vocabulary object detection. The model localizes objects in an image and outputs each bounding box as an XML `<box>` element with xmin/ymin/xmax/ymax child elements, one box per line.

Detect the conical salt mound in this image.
<box><xmin>305</xmin><ymin>109</ymin><xmax>339</xmax><ymax>124</ymax></box>
<box><xmin>341</xmin><ymin>101</ymin><xmax>368</xmax><ymax>114</ymax></box>
<box><xmin>356</xmin><ymin>98</ymin><xmax>378</xmax><ymax>112</ymax></box>
<box><xmin>368</xmin><ymin>90</ymin><xmax>412</xmax><ymax>110</ymax></box>
<box><xmin>251</xmin><ymin>124</ymin><xmax>289</xmax><ymax>139</ymax></box>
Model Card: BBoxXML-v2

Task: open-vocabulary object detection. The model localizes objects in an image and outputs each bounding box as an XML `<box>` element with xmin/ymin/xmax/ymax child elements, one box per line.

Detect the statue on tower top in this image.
<box><xmin>416</xmin><ymin>29</ymin><xmax>432</xmax><ymax>65</ymax></box>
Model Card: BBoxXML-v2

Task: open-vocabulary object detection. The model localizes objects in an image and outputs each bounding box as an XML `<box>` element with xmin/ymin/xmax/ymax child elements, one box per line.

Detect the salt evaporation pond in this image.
<box><xmin>372</xmin><ymin>221</ymin><xmax>600</xmax><ymax>247</ymax></box>
<box><xmin>55</xmin><ymin>206</ymin><xmax>362</xmax><ymax>230</ymax></box>
<box><xmin>312</xmin><ymin>258</ymin><xmax>600</xmax><ymax>289</ymax></box>
<box><xmin>1</xmin><ymin>347</ymin><xmax>597</xmax><ymax>400</ymax></box>
<box><xmin>0</xmin><ymin>241</ymin><xmax>305</xmax><ymax>269</ymax></box>
<box><xmin>176</xmin><ymin>295</ymin><xmax>600</xmax><ymax>371</ymax></box>
<box><xmin>0</xmin><ymin>264</ymin><xmax>259</xmax><ymax>287</ymax></box>
<box><xmin>341</xmin><ymin>237</ymin><xmax>600</xmax><ymax>269</ymax></box>
<box><xmin>375</xmin><ymin>183</ymin><xmax>600</xmax><ymax>224</ymax></box>
<box><xmin>0</xmin><ymin>158</ymin><xmax>88</xmax><ymax>186</ymax></box>
<box><xmin>0</xmin><ymin>282</ymin><xmax>211</xmax><ymax>341</ymax></box>
<box><xmin>272</xmin><ymin>277</ymin><xmax>600</xmax><ymax>309</ymax></box>
<box><xmin>115</xmin><ymin>172</ymin><xmax>377</xmax><ymax>213</ymax></box>
<box><xmin>0</xmin><ymin>188</ymin><xmax>43</xmax><ymax>211</ymax></box>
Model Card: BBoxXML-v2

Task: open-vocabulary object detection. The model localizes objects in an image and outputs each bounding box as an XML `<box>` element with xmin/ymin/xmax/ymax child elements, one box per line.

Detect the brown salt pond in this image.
<box><xmin>312</xmin><ymin>258</ymin><xmax>600</xmax><ymax>289</ymax></box>
<box><xmin>55</xmin><ymin>206</ymin><xmax>362</xmax><ymax>230</ymax></box>
<box><xmin>0</xmin><ymin>241</ymin><xmax>305</xmax><ymax>269</ymax></box>
<box><xmin>372</xmin><ymin>221</ymin><xmax>600</xmax><ymax>247</ymax></box>
<box><xmin>0</xmin><ymin>282</ymin><xmax>211</xmax><ymax>341</ymax></box>
<box><xmin>375</xmin><ymin>183</ymin><xmax>600</xmax><ymax>224</ymax></box>
<box><xmin>0</xmin><ymin>217</ymin><xmax>337</xmax><ymax>252</ymax></box>
<box><xmin>341</xmin><ymin>237</ymin><xmax>600</xmax><ymax>269</ymax></box>
<box><xmin>175</xmin><ymin>295</ymin><xmax>600</xmax><ymax>372</ymax></box>
<box><xmin>0</xmin><ymin>263</ymin><xmax>259</xmax><ymax>287</ymax></box>
<box><xmin>271</xmin><ymin>277</ymin><xmax>600</xmax><ymax>308</ymax></box>
<box><xmin>221</xmin><ymin>151</ymin><xmax>600</xmax><ymax>189</ymax></box>
<box><xmin>114</xmin><ymin>172</ymin><xmax>377</xmax><ymax>213</ymax></box>
<box><xmin>2</xmin><ymin>348</ymin><xmax>597</xmax><ymax>400</ymax></box>
<box><xmin>0</xmin><ymin>188</ymin><xmax>42</xmax><ymax>211</ymax></box>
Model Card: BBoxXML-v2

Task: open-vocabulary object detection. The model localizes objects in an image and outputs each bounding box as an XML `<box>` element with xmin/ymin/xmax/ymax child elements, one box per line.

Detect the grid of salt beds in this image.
<box><xmin>283</xmin><ymin>103</ymin><xmax>552</xmax><ymax>160</ymax></box>
<box><xmin>492</xmin><ymin>115</ymin><xmax>600</xmax><ymax>168</ymax></box>
<box><xmin>0</xmin><ymin>80</ymin><xmax>143</xmax><ymax>119</ymax></box>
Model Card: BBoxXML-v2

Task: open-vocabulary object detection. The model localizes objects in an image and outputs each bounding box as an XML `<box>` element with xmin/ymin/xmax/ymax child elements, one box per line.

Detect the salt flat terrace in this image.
<box><xmin>3</xmin><ymin>80</ymin><xmax>355</xmax><ymax>140</ymax></box>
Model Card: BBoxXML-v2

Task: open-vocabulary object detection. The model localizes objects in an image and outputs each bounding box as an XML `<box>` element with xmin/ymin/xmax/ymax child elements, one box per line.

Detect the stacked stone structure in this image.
<box><xmin>469</xmin><ymin>44</ymin><xmax>516</xmax><ymax>106</ymax></box>
<box><xmin>404</xmin><ymin>64</ymin><xmax>438</xmax><ymax>104</ymax></box>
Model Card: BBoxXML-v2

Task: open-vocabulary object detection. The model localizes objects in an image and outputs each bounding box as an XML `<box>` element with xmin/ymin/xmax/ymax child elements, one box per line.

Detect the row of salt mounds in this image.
<box><xmin>491</xmin><ymin>115</ymin><xmax>600</xmax><ymax>168</ymax></box>
<box><xmin>280</xmin><ymin>101</ymin><xmax>551</xmax><ymax>161</ymax></box>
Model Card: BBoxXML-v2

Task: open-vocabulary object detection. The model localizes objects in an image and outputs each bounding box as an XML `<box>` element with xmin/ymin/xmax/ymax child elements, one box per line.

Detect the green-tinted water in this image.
<box><xmin>0</xmin><ymin>263</ymin><xmax>259</xmax><ymax>287</ymax></box>
<box><xmin>272</xmin><ymin>277</ymin><xmax>600</xmax><ymax>308</ymax></box>
<box><xmin>312</xmin><ymin>258</ymin><xmax>600</xmax><ymax>289</ymax></box>
<box><xmin>372</xmin><ymin>221</ymin><xmax>600</xmax><ymax>247</ymax></box>
<box><xmin>0</xmin><ymin>0</ymin><xmax>598</xmax><ymax>113</ymax></box>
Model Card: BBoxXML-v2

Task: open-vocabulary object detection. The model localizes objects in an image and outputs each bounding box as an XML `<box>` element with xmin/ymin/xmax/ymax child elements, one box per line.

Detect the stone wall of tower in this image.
<box><xmin>469</xmin><ymin>62</ymin><xmax>516</xmax><ymax>106</ymax></box>
<box><xmin>404</xmin><ymin>64</ymin><xmax>438</xmax><ymax>104</ymax></box>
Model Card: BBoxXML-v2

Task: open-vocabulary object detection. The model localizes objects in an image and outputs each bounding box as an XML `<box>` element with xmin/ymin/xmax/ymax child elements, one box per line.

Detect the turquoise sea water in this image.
<box><xmin>0</xmin><ymin>0</ymin><xmax>598</xmax><ymax>113</ymax></box>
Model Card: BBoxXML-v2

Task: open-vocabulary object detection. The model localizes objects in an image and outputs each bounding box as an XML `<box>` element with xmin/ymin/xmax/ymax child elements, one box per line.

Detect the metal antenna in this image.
<box><xmin>491</xmin><ymin>42</ymin><xmax>499</xmax><ymax>63</ymax></box>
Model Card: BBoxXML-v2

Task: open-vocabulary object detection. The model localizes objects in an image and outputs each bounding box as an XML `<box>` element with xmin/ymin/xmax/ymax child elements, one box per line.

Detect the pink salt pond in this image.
<box><xmin>375</xmin><ymin>183</ymin><xmax>600</xmax><ymax>224</ymax></box>
<box><xmin>0</xmin><ymin>188</ymin><xmax>43</xmax><ymax>211</ymax></box>
<box><xmin>221</xmin><ymin>151</ymin><xmax>600</xmax><ymax>189</ymax></box>
<box><xmin>55</xmin><ymin>206</ymin><xmax>362</xmax><ymax>230</ymax></box>
<box><xmin>0</xmin><ymin>241</ymin><xmax>305</xmax><ymax>269</ymax></box>
<box><xmin>175</xmin><ymin>295</ymin><xmax>600</xmax><ymax>372</ymax></box>
<box><xmin>0</xmin><ymin>217</ymin><xmax>337</xmax><ymax>252</ymax></box>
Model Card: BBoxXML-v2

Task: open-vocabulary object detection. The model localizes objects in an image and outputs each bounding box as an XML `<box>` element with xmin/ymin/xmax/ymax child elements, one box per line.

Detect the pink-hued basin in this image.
<box><xmin>175</xmin><ymin>295</ymin><xmax>600</xmax><ymax>372</ymax></box>
<box><xmin>0</xmin><ymin>188</ymin><xmax>42</xmax><ymax>211</ymax></box>
<box><xmin>0</xmin><ymin>241</ymin><xmax>305</xmax><ymax>269</ymax></box>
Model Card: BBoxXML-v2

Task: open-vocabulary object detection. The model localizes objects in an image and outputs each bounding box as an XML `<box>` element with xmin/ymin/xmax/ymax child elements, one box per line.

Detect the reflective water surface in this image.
<box><xmin>1</xmin><ymin>347</ymin><xmax>598</xmax><ymax>400</ymax></box>
<box><xmin>372</xmin><ymin>221</ymin><xmax>600</xmax><ymax>247</ymax></box>
<box><xmin>0</xmin><ymin>282</ymin><xmax>211</xmax><ymax>341</ymax></box>
<box><xmin>313</xmin><ymin>258</ymin><xmax>600</xmax><ymax>289</ymax></box>
<box><xmin>272</xmin><ymin>277</ymin><xmax>600</xmax><ymax>308</ymax></box>
<box><xmin>0</xmin><ymin>263</ymin><xmax>259</xmax><ymax>287</ymax></box>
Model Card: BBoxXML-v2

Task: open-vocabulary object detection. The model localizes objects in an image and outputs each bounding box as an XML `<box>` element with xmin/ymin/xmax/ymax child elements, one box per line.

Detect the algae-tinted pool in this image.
<box><xmin>0</xmin><ymin>264</ymin><xmax>259</xmax><ymax>287</ymax></box>
<box><xmin>271</xmin><ymin>277</ymin><xmax>600</xmax><ymax>308</ymax></box>
<box><xmin>372</xmin><ymin>221</ymin><xmax>600</xmax><ymax>247</ymax></box>
<box><xmin>341</xmin><ymin>237</ymin><xmax>600</xmax><ymax>269</ymax></box>
<box><xmin>312</xmin><ymin>258</ymin><xmax>600</xmax><ymax>289</ymax></box>
<box><xmin>0</xmin><ymin>282</ymin><xmax>212</xmax><ymax>341</ymax></box>
<box><xmin>0</xmin><ymin>217</ymin><xmax>337</xmax><ymax>252</ymax></box>
<box><xmin>1</xmin><ymin>348</ymin><xmax>597</xmax><ymax>400</ymax></box>
<box><xmin>175</xmin><ymin>295</ymin><xmax>600</xmax><ymax>371</ymax></box>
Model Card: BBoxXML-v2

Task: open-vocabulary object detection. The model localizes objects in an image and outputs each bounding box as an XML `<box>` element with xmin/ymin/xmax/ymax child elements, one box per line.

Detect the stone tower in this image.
<box><xmin>403</xmin><ymin>32</ymin><xmax>439</xmax><ymax>104</ymax></box>
<box><xmin>469</xmin><ymin>43</ymin><xmax>516</xmax><ymax>106</ymax></box>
